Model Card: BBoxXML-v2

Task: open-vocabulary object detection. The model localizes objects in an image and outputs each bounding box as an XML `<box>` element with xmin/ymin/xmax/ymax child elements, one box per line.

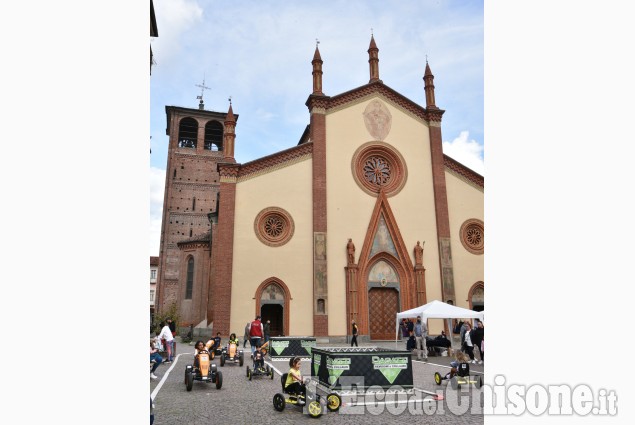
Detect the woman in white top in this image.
<box><xmin>463</xmin><ymin>322</ymin><xmax>476</xmax><ymax>363</ymax></box>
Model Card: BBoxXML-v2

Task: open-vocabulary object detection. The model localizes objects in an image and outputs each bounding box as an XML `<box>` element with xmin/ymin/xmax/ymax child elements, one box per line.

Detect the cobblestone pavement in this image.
<box><xmin>151</xmin><ymin>340</ymin><xmax>484</xmax><ymax>425</ymax></box>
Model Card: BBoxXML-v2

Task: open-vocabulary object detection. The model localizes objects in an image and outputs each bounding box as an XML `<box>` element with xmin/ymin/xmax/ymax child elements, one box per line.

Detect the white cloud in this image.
<box><xmin>443</xmin><ymin>131</ymin><xmax>485</xmax><ymax>176</ymax></box>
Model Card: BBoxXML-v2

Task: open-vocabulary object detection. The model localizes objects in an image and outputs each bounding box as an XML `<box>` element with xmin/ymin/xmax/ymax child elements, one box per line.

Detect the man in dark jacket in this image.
<box><xmin>263</xmin><ymin>320</ymin><xmax>271</xmax><ymax>343</ymax></box>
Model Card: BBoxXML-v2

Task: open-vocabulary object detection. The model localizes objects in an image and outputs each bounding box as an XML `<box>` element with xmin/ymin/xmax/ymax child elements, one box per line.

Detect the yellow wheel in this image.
<box><xmin>434</xmin><ymin>372</ymin><xmax>442</xmax><ymax>385</ymax></box>
<box><xmin>326</xmin><ymin>393</ymin><xmax>341</xmax><ymax>412</ymax></box>
<box><xmin>307</xmin><ymin>400</ymin><xmax>323</xmax><ymax>418</ymax></box>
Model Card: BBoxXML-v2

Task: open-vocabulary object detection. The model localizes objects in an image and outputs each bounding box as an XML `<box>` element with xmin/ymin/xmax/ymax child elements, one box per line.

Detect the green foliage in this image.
<box><xmin>152</xmin><ymin>302</ymin><xmax>180</xmax><ymax>335</ymax></box>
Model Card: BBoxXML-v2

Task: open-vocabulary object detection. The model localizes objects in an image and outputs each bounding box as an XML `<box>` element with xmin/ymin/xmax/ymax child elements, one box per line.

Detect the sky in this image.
<box><xmin>150</xmin><ymin>0</ymin><xmax>484</xmax><ymax>257</ymax></box>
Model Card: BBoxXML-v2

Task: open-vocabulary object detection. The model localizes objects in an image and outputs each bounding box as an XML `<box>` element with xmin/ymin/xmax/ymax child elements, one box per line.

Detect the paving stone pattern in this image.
<box><xmin>151</xmin><ymin>340</ymin><xmax>484</xmax><ymax>425</ymax></box>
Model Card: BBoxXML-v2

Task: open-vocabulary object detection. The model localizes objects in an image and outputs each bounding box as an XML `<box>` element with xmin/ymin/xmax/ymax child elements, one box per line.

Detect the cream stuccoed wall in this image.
<box><xmin>230</xmin><ymin>158</ymin><xmax>314</xmax><ymax>337</ymax></box>
<box><xmin>325</xmin><ymin>95</ymin><xmax>444</xmax><ymax>336</ymax></box>
<box><xmin>445</xmin><ymin>170</ymin><xmax>484</xmax><ymax>310</ymax></box>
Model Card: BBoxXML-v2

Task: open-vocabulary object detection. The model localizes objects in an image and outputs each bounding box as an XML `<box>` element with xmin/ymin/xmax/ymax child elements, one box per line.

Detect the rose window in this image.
<box><xmin>352</xmin><ymin>143</ymin><xmax>407</xmax><ymax>197</ymax></box>
<box><xmin>264</xmin><ymin>215</ymin><xmax>285</xmax><ymax>238</ymax></box>
<box><xmin>254</xmin><ymin>207</ymin><xmax>294</xmax><ymax>247</ymax></box>
<box><xmin>364</xmin><ymin>156</ymin><xmax>391</xmax><ymax>186</ymax></box>
<box><xmin>460</xmin><ymin>219</ymin><xmax>484</xmax><ymax>255</ymax></box>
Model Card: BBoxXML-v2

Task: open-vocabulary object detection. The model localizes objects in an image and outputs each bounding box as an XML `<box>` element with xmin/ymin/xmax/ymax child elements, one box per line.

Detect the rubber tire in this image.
<box><xmin>248</xmin><ymin>368</ymin><xmax>252</xmax><ymax>381</ymax></box>
<box><xmin>220</xmin><ymin>355</ymin><xmax>225</xmax><ymax>367</ymax></box>
<box><xmin>215</xmin><ymin>371</ymin><xmax>223</xmax><ymax>389</ymax></box>
<box><xmin>307</xmin><ymin>400</ymin><xmax>323</xmax><ymax>418</ymax></box>
<box><xmin>185</xmin><ymin>371</ymin><xmax>193</xmax><ymax>391</ymax></box>
<box><xmin>246</xmin><ymin>366</ymin><xmax>250</xmax><ymax>377</ymax></box>
<box><xmin>326</xmin><ymin>393</ymin><xmax>341</xmax><ymax>412</ymax></box>
<box><xmin>476</xmin><ymin>375</ymin><xmax>483</xmax><ymax>389</ymax></box>
<box><xmin>273</xmin><ymin>393</ymin><xmax>285</xmax><ymax>412</ymax></box>
<box><xmin>434</xmin><ymin>372</ymin><xmax>442</xmax><ymax>385</ymax></box>
<box><xmin>270</xmin><ymin>368</ymin><xmax>274</xmax><ymax>379</ymax></box>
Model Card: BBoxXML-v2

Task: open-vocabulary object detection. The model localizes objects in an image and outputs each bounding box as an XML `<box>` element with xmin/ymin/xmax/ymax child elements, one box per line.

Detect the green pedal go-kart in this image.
<box><xmin>184</xmin><ymin>350</ymin><xmax>223</xmax><ymax>391</ymax></box>
<box><xmin>272</xmin><ymin>374</ymin><xmax>341</xmax><ymax>418</ymax></box>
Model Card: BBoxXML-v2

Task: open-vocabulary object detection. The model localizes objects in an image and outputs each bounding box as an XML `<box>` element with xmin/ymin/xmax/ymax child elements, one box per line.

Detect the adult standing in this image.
<box><xmin>167</xmin><ymin>318</ymin><xmax>177</xmax><ymax>358</ymax></box>
<box><xmin>459</xmin><ymin>320</ymin><xmax>470</xmax><ymax>352</ymax></box>
<box><xmin>249</xmin><ymin>315</ymin><xmax>264</xmax><ymax>357</ymax></box>
<box><xmin>463</xmin><ymin>322</ymin><xmax>476</xmax><ymax>363</ymax></box>
<box><xmin>351</xmin><ymin>320</ymin><xmax>359</xmax><ymax>347</ymax></box>
<box><xmin>263</xmin><ymin>320</ymin><xmax>271</xmax><ymax>343</ymax></box>
<box><xmin>243</xmin><ymin>322</ymin><xmax>251</xmax><ymax>348</ymax></box>
<box><xmin>401</xmin><ymin>319</ymin><xmax>409</xmax><ymax>340</ymax></box>
<box><xmin>413</xmin><ymin>315</ymin><xmax>428</xmax><ymax>361</ymax></box>
<box><xmin>407</xmin><ymin>318</ymin><xmax>414</xmax><ymax>337</ymax></box>
<box><xmin>471</xmin><ymin>320</ymin><xmax>484</xmax><ymax>364</ymax></box>
<box><xmin>158</xmin><ymin>321</ymin><xmax>174</xmax><ymax>363</ymax></box>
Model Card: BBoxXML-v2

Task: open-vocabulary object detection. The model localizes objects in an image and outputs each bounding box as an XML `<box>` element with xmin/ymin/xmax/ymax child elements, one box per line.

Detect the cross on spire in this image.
<box><xmin>195</xmin><ymin>75</ymin><xmax>210</xmax><ymax>101</ymax></box>
<box><xmin>228</xmin><ymin>96</ymin><xmax>232</xmax><ymax>105</ymax></box>
<box><xmin>371</xmin><ymin>27</ymin><xmax>373</xmax><ymax>36</ymax></box>
<box><xmin>316</xmin><ymin>38</ymin><xmax>320</xmax><ymax>47</ymax></box>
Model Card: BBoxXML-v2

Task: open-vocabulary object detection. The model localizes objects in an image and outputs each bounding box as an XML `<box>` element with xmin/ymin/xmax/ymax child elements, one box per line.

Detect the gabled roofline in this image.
<box><xmin>443</xmin><ymin>154</ymin><xmax>484</xmax><ymax>188</ymax></box>
<box><xmin>306</xmin><ymin>81</ymin><xmax>444</xmax><ymax>122</ymax></box>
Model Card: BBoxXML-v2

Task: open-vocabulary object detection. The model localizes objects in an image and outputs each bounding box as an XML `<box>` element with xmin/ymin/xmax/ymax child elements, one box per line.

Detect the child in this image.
<box><xmin>228</xmin><ymin>333</ymin><xmax>240</xmax><ymax>346</ymax></box>
<box><xmin>285</xmin><ymin>356</ymin><xmax>307</xmax><ymax>400</ymax></box>
<box><xmin>193</xmin><ymin>340</ymin><xmax>206</xmax><ymax>368</ymax></box>
<box><xmin>445</xmin><ymin>351</ymin><xmax>470</xmax><ymax>380</ymax></box>
<box><xmin>253</xmin><ymin>341</ymin><xmax>269</xmax><ymax>371</ymax></box>
<box><xmin>150</xmin><ymin>339</ymin><xmax>162</xmax><ymax>380</ymax></box>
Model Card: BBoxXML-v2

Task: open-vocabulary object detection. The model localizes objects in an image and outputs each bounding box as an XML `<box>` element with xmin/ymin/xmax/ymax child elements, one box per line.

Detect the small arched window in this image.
<box><xmin>185</xmin><ymin>257</ymin><xmax>194</xmax><ymax>299</ymax></box>
<box><xmin>178</xmin><ymin>118</ymin><xmax>198</xmax><ymax>148</ymax></box>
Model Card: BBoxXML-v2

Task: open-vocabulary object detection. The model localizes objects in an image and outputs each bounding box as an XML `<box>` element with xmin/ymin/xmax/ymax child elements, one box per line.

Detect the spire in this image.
<box><xmin>312</xmin><ymin>39</ymin><xmax>324</xmax><ymax>95</ymax></box>
<box><xmin>423</xmin><ymin>59</ymin><xmax>437</xmax><ymax>109</ymax></box>
<box><xmin>223</xmin><ymin>97</ymin><xmax>236</xmax><ymax>160</ymax></box>
<box><xmin>367</xmin><ymin>34</ymin><xmax>380</xmax><ymax>83</ymax></box>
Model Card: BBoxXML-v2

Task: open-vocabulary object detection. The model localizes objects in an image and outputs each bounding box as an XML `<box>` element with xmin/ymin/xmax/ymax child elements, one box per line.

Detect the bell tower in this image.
<box><xmin>155</xmin><ymin>94</ymin><xmax>238</xmax><ymax>327</ymax></box>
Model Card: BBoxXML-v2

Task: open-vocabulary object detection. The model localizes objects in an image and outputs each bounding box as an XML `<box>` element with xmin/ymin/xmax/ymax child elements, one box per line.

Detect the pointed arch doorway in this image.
<box><xmin>256</xmin><ymin>278</ymin><xmax>291</xmax><ymax>337</ymax></box>
<box><xmin>346</xmin><ymin>191</ymin><xmax>417</xmax><ymax>341</ymax></box>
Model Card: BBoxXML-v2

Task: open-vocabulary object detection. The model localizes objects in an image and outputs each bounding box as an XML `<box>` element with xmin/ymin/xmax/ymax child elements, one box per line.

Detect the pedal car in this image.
<box><xmin>220</xmin><ymin>341</ymin><xmax>244</xmax><ymax>367</ymax></box>
<box><xmin>246</xmin><ymin>344</ymin><xmax>273</xmax><ymax>380</ymax></box>
<box><xmin>272</xmin><ymin>374</ymin><xmax>341</xmax><ymax>418</ymax></box>
<box><xmin>184</xmin><ymin>349</ymin><xmax>223</xmax><ymax>391</ymax></box>
<box><xmin>434</xmin><ymin>361</ymin><xmax>482</xmax><ymax>390</ymax></box>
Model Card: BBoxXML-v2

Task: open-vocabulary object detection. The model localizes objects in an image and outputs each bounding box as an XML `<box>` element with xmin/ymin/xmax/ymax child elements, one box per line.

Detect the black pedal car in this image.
<box><xmin>434</xmin><ymin>361</ymin><xmax>482</xmax><ymax>390</ymax></box>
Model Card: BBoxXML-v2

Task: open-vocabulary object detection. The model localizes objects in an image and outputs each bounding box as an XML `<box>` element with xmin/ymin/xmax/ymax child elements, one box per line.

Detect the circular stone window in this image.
<box><xmin>460</xmin><ymin>219</ymin><xmax>484</xmax><ymax>255</ymax></box>
<box><xmin>351</xmin><ymin>142</ymin><xmax>407</xmax><ymax>197</ymax></box>
<box><xmin>254</xmin><ymin>207</ymin><xmax>295</xmax><ymax>247</ymax></box>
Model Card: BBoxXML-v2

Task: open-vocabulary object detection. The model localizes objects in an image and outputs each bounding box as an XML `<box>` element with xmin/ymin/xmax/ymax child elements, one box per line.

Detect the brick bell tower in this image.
<box><xmin>155</xmin><ymin>91</ymin><xmax>237</xmax><ymax>329</ymax></box>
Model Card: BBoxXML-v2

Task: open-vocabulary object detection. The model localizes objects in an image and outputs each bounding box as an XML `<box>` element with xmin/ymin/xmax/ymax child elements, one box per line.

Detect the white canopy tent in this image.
<box><xmin>395</xmin><ymin>300</ymin><xmax>484</xmax><ymax>346</ymax></box>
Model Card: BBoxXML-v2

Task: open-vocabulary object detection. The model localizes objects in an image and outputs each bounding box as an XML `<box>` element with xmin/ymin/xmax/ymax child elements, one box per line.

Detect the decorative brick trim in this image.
<box><xmin>351</xmin><ymin>142</ymin><xmax>408</xmax><ymax>197</ymax></box>
<box><xmin>354</xmin><ymin>191</ymin><xmax>415</xmax><ymax>337</ymax></box>
<box><xmin>459</xmin><ymin>219</ymin><xmax>484</xmax><ymax>255</ymax></box>
<box><xmin>443</xmin><ymin>154</ymin><xmax>484</xmax><ymax>189</ymax></box>
<box><xmin>253</xmin><ymin>207</ymin><xmax>295</xmax><ymax>247</ymax></box>
<box><xmin>237</xmin><ymin>143</ymin><xmax>313</xmax><ymax>182</ymax></box>
<box><xmin>254</xmin><ymin>277</ymin><xmax>292</xmax><ymax>336</ymax></box>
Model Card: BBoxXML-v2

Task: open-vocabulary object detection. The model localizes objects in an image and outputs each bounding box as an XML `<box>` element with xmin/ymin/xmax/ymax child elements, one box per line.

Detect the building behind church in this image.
<box><xmin>155</xmin><ymin>37</ymin><xmax>484</xmax><ymax>342</ymax></box>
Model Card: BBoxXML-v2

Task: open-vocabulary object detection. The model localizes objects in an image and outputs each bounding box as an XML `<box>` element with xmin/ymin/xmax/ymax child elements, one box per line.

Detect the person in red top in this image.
<box><xmin>249</xmin><ymin>315</ymin><xmax>264</xmax><ymax>357</ymax></box>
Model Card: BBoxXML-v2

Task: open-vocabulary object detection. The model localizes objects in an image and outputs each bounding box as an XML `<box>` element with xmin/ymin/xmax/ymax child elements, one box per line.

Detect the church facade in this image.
<box><xmin>155</xmin><ymin>37</ymin><xmax>484</xmax><ymax>341</ymax></box>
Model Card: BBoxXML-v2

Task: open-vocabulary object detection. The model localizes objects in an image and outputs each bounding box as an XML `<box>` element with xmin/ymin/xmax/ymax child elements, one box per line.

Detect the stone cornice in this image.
<box><xmin>443</xmin><ymin>154</ymin><xmax>484</xmax><ymax>190</ymax></box>
<box><xmin>237</xmin><ymin>142</ymin><xmax>313</xmax><ymax>182</ymax></box>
